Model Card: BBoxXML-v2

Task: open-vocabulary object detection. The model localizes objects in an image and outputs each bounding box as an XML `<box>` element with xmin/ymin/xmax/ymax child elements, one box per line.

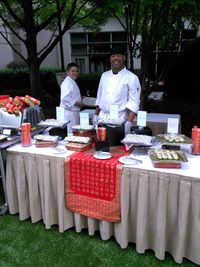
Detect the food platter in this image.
<box><xmin>98</xmin><ymin>117</ymin><xmax>125</xmax><ymax>126</ymax></box>
<box><xmin>72</xmin><ymin>125</ymin><xmax>95</xmax><ymax>131</ymax></box>
<box><xmin>121</xmin><ymin>134</ymin><xmax>153</xmax><ymax>146</ymax></box>
<box><xmin>149</xmin><ymin>148</ymin><xmax>188</xmax><ymax>168</ymax></box>
<box><xmin>33</xmin><ymin>134</ymin><xmax>59</xmax><ymax>142</ymax></box>
<box><xmin>149</xmin><ymin>148</ymin><xmax>188</xmax><ymax>163</ymax></box>
<box><xmin>64</xmin><ymin>135</ymin><xmax>91</xmax><ymax>144</ymax></box>
<box><xmin>156</xmin><ymin>134</ymin><xmax>192</xmax><ymax>145</ymax></box>
<box><xmin>38</xmin><ymin>119</ymin><xmax>69</xmax><ymax>128</ymax></box>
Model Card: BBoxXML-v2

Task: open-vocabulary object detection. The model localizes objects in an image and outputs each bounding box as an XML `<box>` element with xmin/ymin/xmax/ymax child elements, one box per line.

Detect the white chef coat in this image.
<box><xmin>60</xmin><ymin>76</ymin><xmax>81</xmax><ymax>134</ymax></box>
<box><xmin>96</xmin><ymin>67</ymin><xmax>141</xmax><ymax>122</ymax></box>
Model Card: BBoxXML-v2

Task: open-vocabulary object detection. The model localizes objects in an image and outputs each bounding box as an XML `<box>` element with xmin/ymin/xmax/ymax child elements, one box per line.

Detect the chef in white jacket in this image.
<box><xmin>60</xmin><ymin>63</ymin><xmax>85</xmax><ymax>134</ymax></box>
<box><xmin>93</xmin><ymin>47</ymin><xmax>141</xmax><ymax>145</ymax></box>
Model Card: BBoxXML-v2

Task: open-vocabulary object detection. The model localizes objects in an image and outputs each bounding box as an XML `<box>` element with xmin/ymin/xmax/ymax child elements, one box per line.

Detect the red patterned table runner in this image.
<box><xmin>65</xmin><ymin>148</ymin><xmax>127</xmax><ymax>222</ymax></box>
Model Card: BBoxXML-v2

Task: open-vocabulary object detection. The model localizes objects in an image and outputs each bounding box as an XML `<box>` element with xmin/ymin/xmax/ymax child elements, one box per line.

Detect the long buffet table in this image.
<box><xmin>6</xmin><ymin>143</ymin><xmax>200</xmax><ymax>265</ymax></box>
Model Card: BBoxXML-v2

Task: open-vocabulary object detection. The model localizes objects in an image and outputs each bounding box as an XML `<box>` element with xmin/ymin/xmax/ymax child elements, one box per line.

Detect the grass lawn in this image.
<box><xmin>0</xmin><ymin>187</ymin><xmax>197</xmax><ymax>267</ymax></box>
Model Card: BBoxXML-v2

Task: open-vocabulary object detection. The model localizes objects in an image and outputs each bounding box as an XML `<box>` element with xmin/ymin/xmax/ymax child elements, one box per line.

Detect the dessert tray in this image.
<box><xmin>72</xmin><ymin>125</ymin><xmax>95</xmax><ymax>131</ymax></box>
<box><xmin>33</xmin><ymin>134</ymin><xmax>59</xmax><ymax>148</ymax></box>
<box><xmin>33</xmin><ymin>134</ymin><xmax>59</xmax><ymax>142</ymax></box>
<box><xmin>64</xmin><ymin>135</ymin><xmax>92</xmax><ymax>144</ymax></box>
<box><xmin>66</xmin><ymin>142</ymin><xmax>92</xmax><ymax>151</ymax></box>
<box><xmin>156</xmin><ymin>134</ymin><xmax>192</xmax><ymax>145</ymax></box>
<box><xmin>38</xmin><ymin>119</ymin><xmax>69</xmax><ymax>128</ymax></box>
<box><xmin>98</xmin><ymin>116</ymin><xmax>125</xmax><ymax>126</ymax></box>
<box><xmin>35</xmin><ymin>140</ymin><xmax>58</xmax><ymax>148</ymax></box>
<box><xmin>121</xmin><ymin>134</ymin><xmax>153</xmax><ymax>146</ymax></box>
<box><xmin>148</xmin><ymin>148</ymin><xmax>188</xmax><ymax>168</ymax></box>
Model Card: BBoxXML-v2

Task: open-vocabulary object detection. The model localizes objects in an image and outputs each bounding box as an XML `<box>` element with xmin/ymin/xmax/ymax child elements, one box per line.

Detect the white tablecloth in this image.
<box><xmin>6</xmin><ymin>144</ymin><xmax>200</xmax><ymax>265</ymax></box>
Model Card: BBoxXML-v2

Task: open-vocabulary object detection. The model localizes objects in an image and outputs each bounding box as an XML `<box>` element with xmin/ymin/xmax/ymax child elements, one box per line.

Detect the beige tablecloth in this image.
<box><xmin>6</xmin><ymin>147</ymin><xmax>200</xmax><ymax>265</ymax></box>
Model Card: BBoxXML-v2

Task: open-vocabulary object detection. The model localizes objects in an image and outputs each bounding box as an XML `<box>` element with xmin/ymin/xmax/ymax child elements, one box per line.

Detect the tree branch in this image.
<box><xmin>1</xmin><ymin>0</ymin><xmax>24</xmax><ymax>26</ymax></box>
<box><xmin>0</xmin><ymin>31</ymin><xmax>26</xmax><ymax>62</ymax></box>
<box><xmin>0</xmin><ymin>14</ymin><xmax>26</xmax><ymax>44</ymax></box>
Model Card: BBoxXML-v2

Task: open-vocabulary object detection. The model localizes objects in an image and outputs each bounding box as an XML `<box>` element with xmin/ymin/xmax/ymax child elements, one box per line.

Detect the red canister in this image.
<box><xmin>97</xmin><ymin>127</ymin><xmax>106</xmax><ymax>141</ymax></box>
<box><xmin>191</xmin><ymin>125</ymin><xmax>200</xmax><ymax>155</ymax></box>
<box><xmin>21</xmin><ymin>123</ymin><xmax>31</xmax><ymax>146</ymax></box>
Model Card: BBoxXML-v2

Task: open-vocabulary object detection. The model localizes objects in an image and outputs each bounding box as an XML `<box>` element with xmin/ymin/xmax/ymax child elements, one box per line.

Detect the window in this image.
<box><xmin>88</xmin><ymin>32</ymin><xmax>110</xmax><ymax>43</ymax></box>
<box><xmin>71</xmin><ymin>33</ymin><xmax>87</xmax><ymax>44</ymax></box>
<box><xmin>112</xmin><ymin>32</ymin><xmax>127</xmax><ymax>42</ymax></box>
<box><xmin>71</xmin><ymin>44</ymin><xmax>87</xmax><ymax>55</ymax></box>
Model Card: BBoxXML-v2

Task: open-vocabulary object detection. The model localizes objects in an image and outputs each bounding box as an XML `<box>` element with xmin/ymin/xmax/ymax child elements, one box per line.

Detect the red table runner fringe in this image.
<box><xmin>65</xmin><ymin>152</ymin><xmax>123</xmax><ymax>222</ymax></box>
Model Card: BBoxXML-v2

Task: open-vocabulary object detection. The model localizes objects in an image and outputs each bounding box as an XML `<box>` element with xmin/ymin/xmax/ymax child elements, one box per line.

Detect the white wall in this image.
<box><xmin>0</xmin><ymin>26</ymin><xmax>14</xmax><ymax>68</ymax></box>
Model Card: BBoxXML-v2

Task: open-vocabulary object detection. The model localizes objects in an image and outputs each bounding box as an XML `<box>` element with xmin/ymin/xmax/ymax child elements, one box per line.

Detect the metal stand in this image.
<box><xmin>0</xmin><ymin>149</ymin><xmax>8</xmax><ymax>215</ymax></box>
<box><xmin>0</xmin><ymin>135</ymin><xmax>21</xmax><ymax>216</ymax></box>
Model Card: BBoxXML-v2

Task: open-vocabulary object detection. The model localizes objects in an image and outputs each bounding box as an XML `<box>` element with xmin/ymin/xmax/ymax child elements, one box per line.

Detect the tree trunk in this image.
<box><xmin>29</xmin><ymin>62</ymin><xmax>42</xmax><ymax>100</ymax></box>
<box><xmin>140</xmin><ymin>37</ymin><xmax>153</xmax><ymax>110</ymax></box>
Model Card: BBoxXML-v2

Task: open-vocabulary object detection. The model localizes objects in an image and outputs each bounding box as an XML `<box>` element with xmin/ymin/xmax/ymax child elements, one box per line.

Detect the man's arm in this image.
<box><xmin>127</xmin><ymin>110</ymin><xmax>137</xmax><ymax>123</ymax></box>
<box><xmin>95</xmin><ymin>106</ymin><xmax>101</xmax><ymax>116</ymax></box>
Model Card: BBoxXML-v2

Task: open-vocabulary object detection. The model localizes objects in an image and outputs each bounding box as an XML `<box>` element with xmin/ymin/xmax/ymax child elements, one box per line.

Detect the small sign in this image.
<box><xmin>110</xmin><ymin>104</ymin><xmax>118</xmax><ymax>120</ymax></box>
<box><xmin>167</xmin><ymin>118</ymin><xmax>179</xmax><ymax>134</ymax></box>
<box><xmin>137</xmin><ymin>111</ymin><xmax>147</xmax><ymax>127</ymax></box>
<box><xmin>3</xmin><ymin>128</ymin><xmax>11</xmax><ymax>136</ymax></box>
<box><xmin>56</xmin><ymin>107</ymin><xmax>65</xmax><ymax>122</ymax></box>
<box><xmin>80</xmin><ymin>112</ymin><xmax>89</xmax><ymax>125</ymax></box>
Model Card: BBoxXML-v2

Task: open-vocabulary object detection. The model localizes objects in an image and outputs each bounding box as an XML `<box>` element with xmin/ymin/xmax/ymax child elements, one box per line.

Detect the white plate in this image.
<box><xmin>50</xmin><ymin>147</ymin><xmax>67</xmax><ymax>154</ymax></box>
<box><xmin>93</xmin><ymin>151</ymin><xmax>112</xmax><ymax>160</ymax></box>
<box><xmin>119</xmin><ymin>156</ymin><xmax>142</xmax><ymax>165</ymax></box>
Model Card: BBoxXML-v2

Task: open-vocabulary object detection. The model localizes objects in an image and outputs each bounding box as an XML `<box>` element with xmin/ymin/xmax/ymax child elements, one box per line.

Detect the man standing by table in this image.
<box><xmin>60</xmin><ymin>63</ymin><xmax>85</xmax><ymax>135</ymax></box>
<box><xmin>93</xmin><ymin>47</ymin><xmax>141</xmax><ymax>145</ymax></box>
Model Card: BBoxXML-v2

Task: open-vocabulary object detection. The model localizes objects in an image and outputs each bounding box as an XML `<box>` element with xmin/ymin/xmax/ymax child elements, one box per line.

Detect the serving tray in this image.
<box><xmin>149</xmin><ymin>148</ymin><xmax>188</xmax><ymax>168</ymax></box>
<box><xmin>156</xmin><ymin>134</ymin><xmax>192</xmax><ymax>145</ymax></box>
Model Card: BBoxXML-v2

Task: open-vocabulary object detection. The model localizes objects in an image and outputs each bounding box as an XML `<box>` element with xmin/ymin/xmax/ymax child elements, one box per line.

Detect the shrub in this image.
<box><xmin>6</xmin><ymin>61</ymin><xmax>28</xmax><ymax>69</ymax></box>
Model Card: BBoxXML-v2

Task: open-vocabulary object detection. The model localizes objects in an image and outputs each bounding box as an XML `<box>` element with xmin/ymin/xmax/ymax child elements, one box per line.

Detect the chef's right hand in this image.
<box><xmin>92</xmin><ymin>115</ymin><xmax>99</xmax><ymax>127</ymax></box>
<box><xmin>124</xmin><ymin>121</ymin><xmax>133</xmax><ymax>136</ymax></box>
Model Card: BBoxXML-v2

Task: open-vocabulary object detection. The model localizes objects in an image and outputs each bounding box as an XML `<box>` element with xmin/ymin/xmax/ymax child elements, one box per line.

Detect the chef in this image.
<box><xmin>60</xmin><ymin>62</ymin><xmax>85</xmax><ymax>135</ymax></box>
<box><xmin>93</xmin><ymin>47</ymin><xmax>141</xmax><ymax>145</ymax></box>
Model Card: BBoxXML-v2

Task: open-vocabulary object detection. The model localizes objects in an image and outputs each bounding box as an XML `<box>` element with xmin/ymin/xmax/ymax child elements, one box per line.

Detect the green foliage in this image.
<box><xmin>77</xmin><ymin>72</ymin><xmax>101</xmax><ymax>97</ymax></box>
<box><xmin>6</xmin><ymin>61</ymin><xmax>28</xmax><ymax>69</ymax></box>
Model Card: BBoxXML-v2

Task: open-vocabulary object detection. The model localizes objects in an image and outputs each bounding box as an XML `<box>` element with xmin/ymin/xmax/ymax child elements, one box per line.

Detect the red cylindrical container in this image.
<box><xmin>21</xmin><ymin>123</ymin><xmax>31</xmax><ymax>146</ymax></box>
<box><xmin>97</xmin><ymin>127</ymin><xmax>106</xmax><ymax>141</ymax></box>
<box><xmin>191</xmin><ymin>125</ymin><xmax>200</xmax><ymax>155</ymax></box>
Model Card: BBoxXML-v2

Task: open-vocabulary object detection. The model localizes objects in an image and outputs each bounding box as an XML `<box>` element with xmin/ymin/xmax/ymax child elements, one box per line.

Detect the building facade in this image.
<box><xmin>0</xmin><ymin>18</ymin><xmax>141</xmax><ymax>73</ymax></box>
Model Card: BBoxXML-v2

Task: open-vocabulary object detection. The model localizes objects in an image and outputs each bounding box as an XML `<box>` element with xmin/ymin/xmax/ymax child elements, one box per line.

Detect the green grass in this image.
<box><xmin>0</xmin><ymin>187</ymin><xmax>197</xmax><ymax>267</ymax></box>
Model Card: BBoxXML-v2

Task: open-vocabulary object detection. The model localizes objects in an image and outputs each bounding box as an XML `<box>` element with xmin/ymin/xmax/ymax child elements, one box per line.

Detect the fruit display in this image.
<box><xmin>0</xmin><ymin>95</ymin><xmax>41</xmax><ymax>115</ymax></box>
